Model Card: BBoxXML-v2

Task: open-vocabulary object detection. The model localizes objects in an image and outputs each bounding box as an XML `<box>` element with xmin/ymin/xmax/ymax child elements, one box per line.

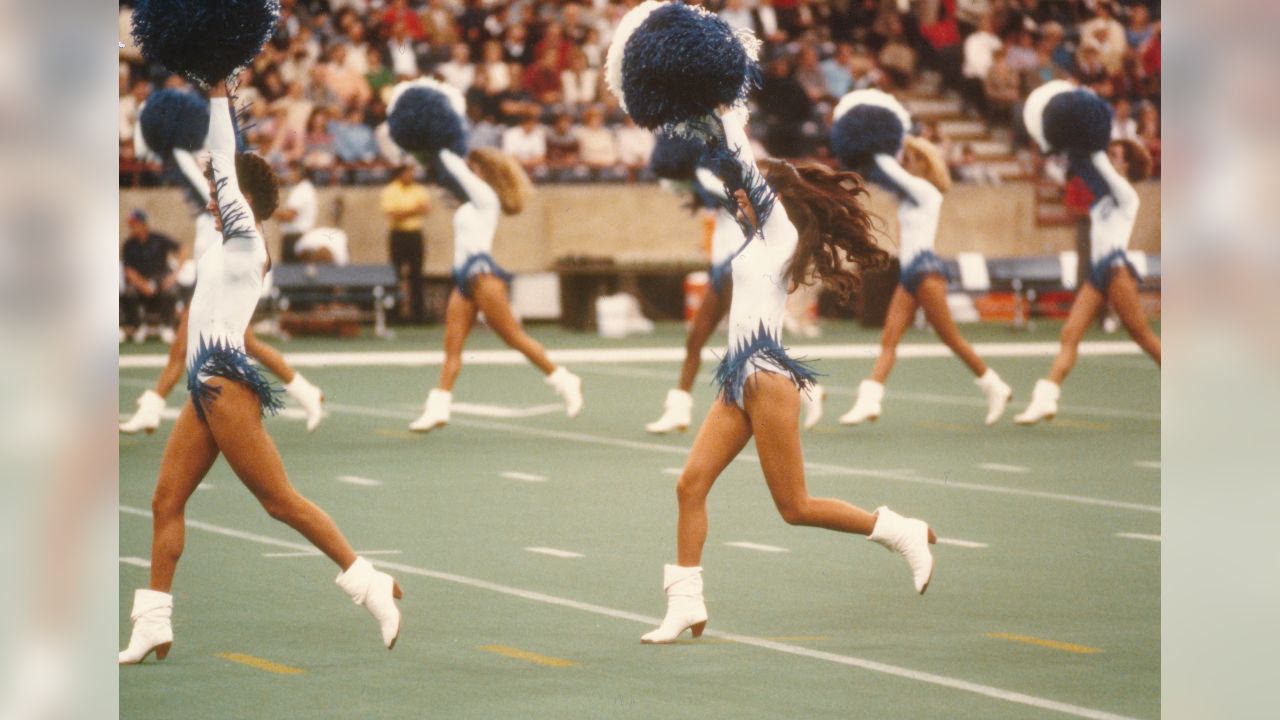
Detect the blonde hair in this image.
<box><xmin>902</xmin><ymin>136</ymin><xmax>952</xmax><ymax>194</ymax></box>
<box><xmin>467</xmin><ymin>147</ymin><xmax>533</xmax><ymax>215</ymax></box>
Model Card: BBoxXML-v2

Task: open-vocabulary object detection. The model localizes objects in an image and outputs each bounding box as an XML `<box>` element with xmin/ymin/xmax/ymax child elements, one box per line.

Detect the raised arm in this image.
<box><xmin>873</xmin><ymin>153</ymin><xmax>941</xmax><ymax>208</ymax></box>
<box><xmin>437</xmin><ymin>148</ymin><xmax>499</xmax><ymax>212</ymax></box>
<box><xmin>207</xmin><ymin>82</ymin><xmax>255</xmax><ymax>238</ymax></box>
<box><xmin>1090</xmin><ymin>150</ymin><xmax>1139</xmax><ymax>212</ymax></box>
<box><xmin>172</xmin><ymin>148</ymin><xmax>212</xmax><ymax>205</ymax></box>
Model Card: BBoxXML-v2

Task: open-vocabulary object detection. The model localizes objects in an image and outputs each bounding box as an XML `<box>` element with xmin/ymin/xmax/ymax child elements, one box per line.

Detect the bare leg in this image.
<box><xmin>437</xmin><ymin>289</ymin><xmax>479</xmax><ymax>391</ymax></box>
<box><xmin>471</xmin><ymin>275</ymin><xmax>557</xmax><ymax>375</ymax></box>
<box><xmin>149</xmin><ymin>400</ymin><xmax>220</xmax><ymax>592</ymax></box>
<box><xmin>202</xmin><ymin>379</ymin><xmax>357</xmax><ymax>570</ymax></box>
<box><xmin>869</xmin><ymin>286</ymin><xmax>917</xmax><ymax>383</ymax></box>
<box><xmin>678</xmin><ymin>282</ymin><xmax>730</xmax><ymax>392</ymax></box>
<box><xmin>1048</xmin><ymin>284</ymin><xmax>1107</xmax><ymax>385</ymax></box>
<box><xmin>916</xmin><ymin>275</ymin><xmax>988</xmax><ymax>377</ymax></box>
<box><xmin>1106</xmin><ymin>268</ymin><xmax>1161</xmax><ymax>366</ymax></box>
<box><xmin>245</xmin><ymin>329</ymin><xmax>295</xmax><ymax>384</ymax></box>
<box><xmin>745</xmin><ymin>373</ymin><xmax>877</xmax><ymax>534</ymax></box>
<box><xmin>153</xmin><ymin>308</ymin><xmax>190</xmax><ymax>397</ymax></box>
<box><xmin>675</xmin><ymin>399</ymin><xmax>753</xmax><ymax>566</ymax></box>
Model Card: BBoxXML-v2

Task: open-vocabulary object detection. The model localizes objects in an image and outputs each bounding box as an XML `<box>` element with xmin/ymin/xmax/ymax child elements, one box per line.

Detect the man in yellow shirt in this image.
<box><xmin>381</xmin><ymin>165</ymin><xmax>431</xmax><ymax>322</ymax></box>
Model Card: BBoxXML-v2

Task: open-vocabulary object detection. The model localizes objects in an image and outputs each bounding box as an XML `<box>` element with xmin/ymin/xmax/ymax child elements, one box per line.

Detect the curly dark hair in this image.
<box><xmin>234</xmin><ymin>152</ymin><xmax>281</xmax><ymax>220</ymax></box>
<box><xmin>759</xmin><ymin>159</ymin><xmax>889</xmax><ymax>304</ymax></box>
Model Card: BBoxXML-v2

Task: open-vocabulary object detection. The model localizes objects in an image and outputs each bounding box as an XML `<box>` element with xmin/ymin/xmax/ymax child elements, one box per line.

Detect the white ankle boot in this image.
<box><xmin>640</xmin><ymin>564</ymin><xmax>707</xmax><ymax>644</ymax></box>
<box><xmin>802</xmin><ymin>384</ymin><xmax>826</xmax><ymax>430</ymax></box>
<box><xmin>119</xmin><ymin>589</ymin><xmax>173</xmax><ymax>664</ymax></box>
<box><xmin>119</xmin><ymin>390</ymin><xmax>166</xmax><ymax>434</ymax></box>
<box><xmin>335</xmin><ymin>557</ymin><xmax>403</xmax><ymax>649</ymax></box>
<box><xmin>975</xmin><ymin>369</ymin><xmax>1013</xmax><ymax>426</ymax></box>
<box><xmin>868</xmin><ymin>506</ymin><xmax>937</xmax><ymax>594</ymax></box>
<box><xmin>409</xmin><ymin>389</ymin><xmax>452</xmax><ymax>432</ymax></box>
<box><xmin>645</xmin><ymin>389</ymin><xmax>693</xmax><ymax>434</ymax></box>
<box><xmin>839</xmin><ymin>380</ymin><xmax>884</xmax><ymax>425</ymax></box>
<box><xmin>284</xmin><ymin>372</ymin><xmax>326</xmax><ymax>432</ymax></box>
<box><xmin>1014</xmin><ymin>379</ymin><xmax>1060</xmax><ymax>425</ymax></box>
<box><xmin>547</xmin><ymin>367</ymin><xmax>583</xmax><ymax>418</ymax></box>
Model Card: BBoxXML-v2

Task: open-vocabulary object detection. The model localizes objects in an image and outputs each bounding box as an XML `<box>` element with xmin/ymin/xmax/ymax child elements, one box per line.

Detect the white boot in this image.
<box><xmin>1014</xmin><ymin>379</ymin><xmax>1060</xmax><ymax>425</ymax></box>
<box><xmin>645</xmin><ymin>389</ymin><xmax>693</xmax><ymax>434</ymax></box>
<box><xmin>640</xmin><ymin>564</ymin><xmax>707</xmax><ymax>644</ymax></box>
<box><xmin>839</xmin><ymin>380</ymin><xmax>884</xmax><ymax>425</ymax></box>
<box><xmin>868</xmin><ymin>506</ymin><xmax>937</xmax><ymax>595</ymax></box>
<box><xmin>118</xmin><ymin>589</ymin><xmax>173</xmax><ymax>664</ymax></box>
<box><xmin>546</xmin><ymin>367</ymin><xmax>583</xmax><ymax>418</ymax></box>
<box><xmin>284</xmin><ymin>372</ymin><xmax>326</xmax><ymax>432</ymax></box>
<box><xmin>975</xmin><ymin>369</ymin><xmax>1013</xmax><ymax>426</ymax></box>
<box><xmin>408</xmin><ymin>389</ymin><xmax>452</xmax><ymax>432</ymax></box>
<box><xmin>335</xmin><ymin>557</ymin><xmax>403</xmax><ymax>649</ymax></box>
<box><xmin>119</xmin><ymin>389</ymin><xmax>166</xmax><ymax>435</ymax></box>
<box><xmin>802</xmin><ymin>384</ymin><xmax>826</xmax><ymax>430</ymax></box>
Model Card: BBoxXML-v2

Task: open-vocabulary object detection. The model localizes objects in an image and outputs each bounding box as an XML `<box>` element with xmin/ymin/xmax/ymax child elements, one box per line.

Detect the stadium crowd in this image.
<box><xmin>119</xmin><ymin>0</ymin><xmax>1162</xmax><ymax>186</ymax></box>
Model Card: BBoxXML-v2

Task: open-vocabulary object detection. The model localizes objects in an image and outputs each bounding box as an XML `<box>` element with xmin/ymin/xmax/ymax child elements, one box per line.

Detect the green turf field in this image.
<box><xmin>119</xmin><ymin>320</ymin><xmax>1159</xmax><ymax>720</ymax></box>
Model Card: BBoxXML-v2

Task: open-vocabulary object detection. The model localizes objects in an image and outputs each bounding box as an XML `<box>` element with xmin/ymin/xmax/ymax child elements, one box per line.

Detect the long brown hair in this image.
<box><xmin>467</xmin><ymin>147</ymin><xmax>533</xmax><ymax>215</ymax></box>
<box><xmin>758</xmin><ymin>159</ymin><xmax>889</xmax><ymax>304</ymax></box>
<box><xmin>1110</xmin><ymin>139</ymin><xmax>1152</xmax><ymax>182</ymax></box>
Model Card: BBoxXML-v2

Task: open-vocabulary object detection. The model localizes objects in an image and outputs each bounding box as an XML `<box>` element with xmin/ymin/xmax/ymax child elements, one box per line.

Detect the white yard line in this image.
<box><xmin>118</xmin><ymin>505</ymin><xmax>1142</xmax><ymax>720</ymax></box>
<box><xmin>1116</xmin><ymin>533</ymin><xmax>1161</xmax><ymax>543</ymax></box>
<box><xmin>119</xmin><ymin>556</ymin><xmax>151</xmax><ymax>568</ymax></box>
<box><xmin>1133</xmin><ymin>461</ymin><xmax>1160</xmax><ymax>470</ymax></box>
<box><xmin>263</xmin><ymin>549</ymin><xmax>403</xmax><ymax>558</ymax></box>
<box><xmin>501</xmin><ymin>471</ymin><xmax>548</xmax><ymax>482</ymax></box>
<box><xmin>336</xmin><ymin>475</ymin><xmax>383</xmax><ymax>487</ymax></box>
<box><xmin>524</xmin><ymin>547</ymin><xmax>584</xmax><ymax>558</ymax></box>
<box><xmin>724</xmin><ymin>541</ymin><xmax>789</xmax><ymax>553</ymax></box>
<box><xmin>979</xmin><ymin>463</ymin><xmax>1031</xmax><ymax>474</ymax></box>
<box><xmin>937</xmin><ymin>538</ymin><xmax>989</xmax><ymax>549</ymax></box>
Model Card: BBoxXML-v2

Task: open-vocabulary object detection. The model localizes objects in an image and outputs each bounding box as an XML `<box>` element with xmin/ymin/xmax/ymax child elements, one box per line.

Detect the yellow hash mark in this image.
<box><xmin>374</xmin><ymin>427</ymin><xmax>419</xmax><ymax>440</ymax></box>
<box><xmin>917</xmin><ymin>420</ymin><xmax>977</xmax><ymax>433</ymax></box>
<box><xmin>215</xmin><ymin>652</ymin><xmax>305</xmax><ymax>675</ymax></box>
<box><xmin>477</xmin><ymin>644</ymin><xmax>578</xmax><ymax>667</ymax></box>
<box><xmin>986</xmin><ymin>632</ymin><xmax>1103</xmax><ymax>655</ymax></box>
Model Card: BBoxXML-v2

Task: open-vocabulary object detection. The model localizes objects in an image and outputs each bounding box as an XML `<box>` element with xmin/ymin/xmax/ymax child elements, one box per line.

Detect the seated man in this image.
<box><xmin>120</xmin><ymin>209</ymin><xmax>180</xmax><ymax>343</ymax></box>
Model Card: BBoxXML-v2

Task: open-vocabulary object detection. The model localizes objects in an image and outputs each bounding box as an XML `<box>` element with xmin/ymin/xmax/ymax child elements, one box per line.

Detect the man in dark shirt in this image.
<box><xmin>120</xmin><ymin>209</ymin><xmax>180</xmax><ymax>343</ymax></box>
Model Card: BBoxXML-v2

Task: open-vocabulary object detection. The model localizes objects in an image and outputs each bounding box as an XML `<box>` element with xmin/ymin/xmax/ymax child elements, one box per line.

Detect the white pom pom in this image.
<box><xmin>387</xmin><ymin>77</ymin><xmax>467</xmax><ymax>120</ymax></box>
<box><xmin>1022</xmin><ymin>79</ymin><xmax>1077</xmax><ymax>153</ymax></box>
<box><xmin>832</xmin><ymin>89</ymin><xmax>912</xmax><ymax>129</ymax></box>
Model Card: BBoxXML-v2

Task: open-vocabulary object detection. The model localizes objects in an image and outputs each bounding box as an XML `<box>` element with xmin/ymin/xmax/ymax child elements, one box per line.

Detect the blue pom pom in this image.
<box><xmin>132</xmin><ymin>0</ymin><xmax>280</xmax><ymax>87</ymax></box>
<box><xmin>621</xmin><ymin>4</ymin><xmax>760</xmax><ymax>129</ymax></box>
<box><xmin>649</xmin><ymin>133</ymin><xmax>709</xmax><ymax>181</ymax></box>
<box><xmin>387</xmin><ymin>87</ymin><xmax>468</xmax><ymax>157</ymax></box>
<box><xmin>139</xmin><ymin>88</ymin><xmax>210</xmax><ymax>157</ymax></box>
<box><xmin>1043</xmin><ymin>90</ymin><xmax>1112</xmax><ymax>153</ymax></box>
<box><xmin>830</xmin><ymin>105</ymin><xmax>905</xmax><ymax>169</ymax></box>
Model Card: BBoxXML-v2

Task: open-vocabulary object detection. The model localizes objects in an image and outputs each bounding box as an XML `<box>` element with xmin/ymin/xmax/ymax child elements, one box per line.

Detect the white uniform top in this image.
<box><xmin>874</xmin><ymin>153</ymin><xmax>943</xmax><ymax>270</ymax></box>
<box><xmin>438</xmin><ymin>149</ymin><xmax>501</xmax><ymax>268</ymax></box>
<box><xmin>1087</xmin><ymin>150</ymin><xmax>1139</xmax><ymax>264</ymax></box>
<box><xmin>172</xmin><ymin>147</ymin><xmax>220</xmax><ymax>262</ymax></box>
<box><xmin>186</xmin><ymin>97</ymin><xmax>270</xmax><ymax>367</ymax></box>
<box><xmin>693</xmin><ymin>167</ymin><xmax>741</xmax><ymax>267</ymax></box>
<box><xmin>721</xmin><ymin>110</ymin><xmax>799</xmax><ymax>376</ymax></box>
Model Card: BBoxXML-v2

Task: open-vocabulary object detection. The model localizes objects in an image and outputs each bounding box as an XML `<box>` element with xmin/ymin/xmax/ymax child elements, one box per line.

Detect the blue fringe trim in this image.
<box><xmin>1087</xmin><ymin>248</ymin><xmax>1140</xmax><ymax>293</ymax></box>
<box><xmin>452</xmin><ymin>253</ymin><xmax>513</xmax><ymax>300</ymax></box>
<box><xmin>899</xmin><ymin>250</ymin><xmax>949</xmax><ymax>295</ymax></box>
<box><xmin>209</xmin><ymin>173</ymin><xmax>256</xmax><ymax>241</ymax></box>
<box><xmin>709</xmin><ymin>258</ymin><xmax>733</xmax><ymax>296</ymax></box>
<box><xmin>186</xmin><ymin>335</ymin><xmax>284</xmax><ymax>423</ymax></box>
<box><xmin>712</xmin><ymin>321</ymin><xmax>819</xmax><ymax>406</ymax></box>
<box><xmin>1068</xmin><ymin>150</ymin><xmax>1112</xmax><ymax>202</ymax></box>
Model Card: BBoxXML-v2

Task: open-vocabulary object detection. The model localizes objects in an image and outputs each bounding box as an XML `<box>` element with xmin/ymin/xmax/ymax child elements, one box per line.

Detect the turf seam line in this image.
<box><xmin>119</xmin><ymin>506</ymin><xmax>1142</xmax><ymax>720</ymax></box>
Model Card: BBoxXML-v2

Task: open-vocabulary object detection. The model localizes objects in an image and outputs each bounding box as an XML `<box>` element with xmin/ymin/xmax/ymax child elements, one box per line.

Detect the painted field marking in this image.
<box><xmin>196</xmin><ymin>483</ymin><xmax>214</xmax><ymax>491</ymax></box>
<box><xmin>119</xmin><ymin>506</ymin><xmax>1141</xmax><ymax>720</ymax></box>
<box><xmin>477</xmin><ymin>645</ymin><xmax>578</xmax><ymax>668</ymax></box>
<box><xmin>120</xmin><ymin>556</ymin><xmax>151</xmax><ymax>568</ymax></box>
<box><xmin>986</xmin><ymin>633</ymin><xmax>1103</xmax><ymax>655</ymax></box>
<box><xmin>979</xmin><ymin>463</ymin><xmax>1030</xmax><ymax>474</ymax></box>
<box><xmin>1116</xmin><ymin>533</ymin><xmax>1160</xmax><ymax>543</ymax></box>
<box><xmin>327</xmin><ymin>403</ymin><xmax>1161</xmax><ymax>515</ymax></box>
<box><xmin>937</xmin><ymin>538</ymin><xmax>988</xmax><ymax>549</ymax></box>
<box><xmin>502</xmin><ymin>471</ymin><xmax>547</xmax><ymax>482</ymax></box>
<box><xmin>263</xmin><ymin>549</ymin><xmax>403</xmax><ymax>559</ymax></box>
<box><xmin>705</xmin><ymin>635</ymin><xmax>830</xmax><ymax>645</ymax></box>
<box><xmin>524</xmin><ymin>547</ymin><xmax>583</xmax><ymax>558</ymax></box>
<box><xmin>337</xmin><ymin>475</ymin><xmax>383</xmax><ymax>487</ymax></box>
<box><xmin>662</xmin><ymin>467</ymin><xmax>683</xmax><ymax>475</ymax></box>
<box><xmin>725</xmin><ymin>541</ymin><xmax>789</xmax><ymax>553</ymax></box>
<box><xmin>1134</xmin><ymin>461</ymin><xmax>1160</xmax><ymax>470</ymax></box>
<box><xmin>215</xmin><ymin>652</ymin><xmax>304</xmax><ymax>675</ymax></box>
<box><xmin>452</xmin><ymin>402</ymin><xmax>562</xmax><ymax>418</ymax></box>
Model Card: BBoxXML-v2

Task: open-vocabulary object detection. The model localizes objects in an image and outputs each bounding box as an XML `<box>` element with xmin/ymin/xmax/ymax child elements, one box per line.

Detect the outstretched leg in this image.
<box><xmin>678</xmin><ymin>283</ymin><xmax>730</xmax><ymax>392</ymax></box>
<box><xmin>471</xmin><ymin>276</ymin><xmax>556</xmax><ymax>375</ymax></box>
<box><xmin>869</xmin><ymin>286</ymin><xmax>917</xmax><ymax>383</ymax></box>
<box><xmin>438</xmin><ymin>289</ymin><xmax>479</xmax><ymax>391</ymax></box>
<box><xmin>1048</xmin><ymin>284</ymin><xmax>1107</xmax><ymax>385</ymax></box>
<box><xmin>1106</xmin><ymin>267</ymin><xmax>1161</xmax><ymax>366</ymax></box>
<box><xmin>916</xmin><ymin>275</ymin><xmax>987</xmax><ymax>377</ymax></box>
<box><xmin>675</xmin><ymin>398</ymin><xmax>754</xmax><ymax>566</ymax></box>
<box><xmin>149</xmin><ymin>400</ymin><xmax>220</xmax><ymax>592</ymax></box>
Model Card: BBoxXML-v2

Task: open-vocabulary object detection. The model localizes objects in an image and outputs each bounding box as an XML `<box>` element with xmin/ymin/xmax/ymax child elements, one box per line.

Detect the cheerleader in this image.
<box><xmin>836</xmin><ymin>137</ymin><xmax>1013</xmax><ymax>426</ymax></box>
<box><xmin>407</xmin><ymin>146</ymin><xmax>583</xmax><ymax>431</ymax></box>
<box><xmin>1015</xmin><ymin>139</ymin><xmax>1160</xmax><ymax>423</ymax></box>
<box><xmin>641</xmin><ymin>106</ymin><xmax>937</xmax><ymax>644</ymax></box>
<box><xmin>120</xmin><ymin>82</ymin><xmax>402</xmax><ymax>664</ymax></box>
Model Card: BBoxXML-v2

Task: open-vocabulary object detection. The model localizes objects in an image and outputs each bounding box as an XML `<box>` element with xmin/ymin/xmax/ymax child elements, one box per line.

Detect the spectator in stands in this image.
<box><xmin>561</xmin><ymin>50</ymin><xmax>599</xmax><ymax>109</ymax></box>
<box><xmin>523</xmin><ymin>47</ymin><xmax>566</xmax><ymax>107</ymax></box>
<box><xmin>758</xmin><ymin>55</ymin><xmax>814</xmax><ymax>158</ymax></box>
<box><xmin>481</xmin><ymin>40</ymin><xmax>511</xmax><ymax>92</ymax></box>
<box><xmin>1005</xmin><ymin>28</ymin><xmax>1039</xmax><ymax>76</ymax></box>
<box><xmin>332</xmin><ymin>106</ymin><xmax>379</xmax><ymax>165</ymax></box>
<box><xmin>878</xmin><ymin>18</ymin><xmax>918</xmax><ymax>90</ymax></box>
<box><xmin>497</xmin><ymin>65</ymin><xmax>540</xmax><ymax>124</ymax></box>
<box><xmin>535</xmin><ymin>22</ymin><xmax>573</xmax><ymax>71</ymax></box>
<box><xmin>381</xmin><ymin>0</ymin><xmax>426</xmax><ymax>42</ymax></box>
<box><xmin>439</xmin><ymin>42</ymin><xmax>477</xmax><ymax>93</ymax></box>
<box><xmin>119</xmin><ymin>78</ymin><xmax>151</xmax><ymax>145</ymax></box>
<box><xmin>794</xmin><ymin>45</ymin><xmax>829</xmax><ymax>104</ymax></box>
<box><xmin>277</xmin><ymin>161</ymin><xmax>319</xmax><ymax>264</ymax></box>
<box><xmin>504</xmin><ymin>23</ymin><xmax>533</xmax><ymax>66</ymax></box>
<box><xmin>381</xmin><ymin>165</ymin><xmax>431</xmax><ymax>323</ymax></box>
<box><xmin>1074</xmin><ymin>42</ymin><xmax>1109</xmax><ymax>93</ymax></box>
<box><xmin>849</xmin><ymin>45</ymin><xmax>885</xmax><ymax>90</ymax></box>
<box><xmin>575</xmin><ymin>105</ymin><xmax>619</xmax><ymax>173</ymax></box>
<box><xmin>1111</xmin><ymin>97</ymin><xmax>1139</xmax><ymax>142</ymax></box>
<box><xmin>822</xmin><ymin>43</ymin><xmax>855</xmax><ymax>98</ymax></box>
<box><xmin>580</xmin><ymin>27</ymin><xmax>605</xmax><ymax>68</ymax></box>
<box><xmin>753</xmin><ymin>0</ymin><xmax>787</xmax><ymax>46</ymax></box>
<box><xmin>718</xmin><ymin>0</ymin><xmax>755</xmax><ymax>37</ymax></box>
<box><xmin>982</xmin><ymin>47</ymin><xmax>1020</xmax><ymax>126</ymax></box>
<box><xmin>120</xmin><ymin>209</ymin><xmax>180</xmax><ymax>344</ymax></box>
<box><xmin>502</xmin><ymin>110</ymin><xmax>548</xmax><ymax>173</ymax></box>
<box><xmin>1137</xmin><ymin>101</ymin><xmax>1160</xmax><ymax>177</ymax></box>
<box><xmin>955</xmin><ymin>143</ymin><xmax>1001</xmax><ymax>186</ymax></box>
<box><xmin>1125</xmin><ymin>4</ymin><xmax>1156</xmax><ymax>48</ymax></box>
<box><xmin>545</xmin><ymin>113</ymin><xmax>581</xmax><ymax>172</ymax></box>
<box><xmin>961</xmin><ymin>13</ymin><xmax>1002</xmax><ymax>116</ymax></box>
<box><xmin>467</xmin><ymin>103</ymin><xmax>504</xmax><ymax>152</ymax></box>
<box><xmin>343</xmin><ymin>22</ymin><xmax>372</xmax><ymax>76</ymax></box>
<box><xmin>365</xmin><ymin>46</ymin><xmax>395</xmax><ymax>101</ymax></box>
<box><xmin>303</xmin><ymin>108</ymin><xmax>337</xmax><ymax>172</ymax></box>
<box><xmin>616</xmin><ymin>115</ymin><xmax>654</xmax><ymax>179</ymax></box>
<box><xmin>1079</xmin><ymin>3</ymin><xmax>1127</xmax><ymax>74</ymax></box>
<box><xmin>387</xmin><ymin>22</ymin><xmax>421</xmax><ymax>78</ymax></box>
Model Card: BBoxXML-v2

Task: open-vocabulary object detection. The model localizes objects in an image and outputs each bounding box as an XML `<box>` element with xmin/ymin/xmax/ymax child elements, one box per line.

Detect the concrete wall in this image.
<box><xmin>120</xmin><ymin>182</ymin><xmax>1160</xmax><ymax>270</ymax></box>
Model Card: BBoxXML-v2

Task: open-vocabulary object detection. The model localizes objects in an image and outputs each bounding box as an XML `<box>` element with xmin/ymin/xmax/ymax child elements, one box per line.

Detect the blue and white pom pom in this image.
<box><xmin>830</xmin><ymin>89</ymin><xmax>912</xmax><ymax>191</ymax></box>
<box><xmin>606</xmin><ymin>1</ymin><xmax>762</xmax><ymax>130</ymax></box>
<box><xmin>131</xmin><ymin>0</ymin><xmax>280</xmax><ymax>87</ymax></box>
<box><xmin>649</xmin><ymin>132</ymin><xmax>709</xmax><ymax>181</ymax></box>
<box><xmin>1023</xmin><ymin>80</ymin><xmax>1111</xmax><ymax>154</ymax></box>
<box><xmin>138</xmin><ymin>87</ymin><xmax>210</xmax><ymax>159</ymax></box>
<box><xmin>386</xmin><ymin>78</ymin><xmax>469</xmax><ymax>157</ymax></box>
